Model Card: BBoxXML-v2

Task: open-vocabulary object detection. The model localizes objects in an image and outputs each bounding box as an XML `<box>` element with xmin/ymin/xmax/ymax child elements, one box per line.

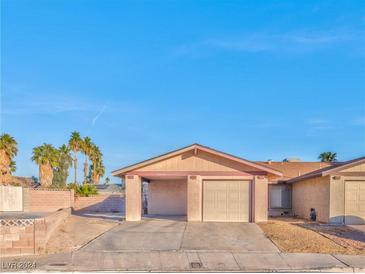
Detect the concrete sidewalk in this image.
<box><xmin>2</xmin><ymin>251</ymin><xmax>365</xmax><ymax>272</ymax></box>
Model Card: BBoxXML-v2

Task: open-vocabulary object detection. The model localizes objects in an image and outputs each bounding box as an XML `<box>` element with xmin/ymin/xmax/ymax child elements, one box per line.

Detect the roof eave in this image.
<box><xmin>112</xmin><ymin>143</ymin><xmax>283</xmax><ymax>177</ymax></box>
<box><xmin>287</xmin><ymin>157</ymin><xmax>365</xmax><ymax>183</ymax></box>
<box><xmin>286</xmin><ymin>172</ymin><xmax>324</xmax><ymax>184</ymax></box>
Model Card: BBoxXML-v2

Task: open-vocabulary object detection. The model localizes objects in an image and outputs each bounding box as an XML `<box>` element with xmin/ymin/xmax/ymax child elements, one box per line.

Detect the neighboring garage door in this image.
<box><xmin>345</xmin><ymin>181</ymin><xmax>365</xmax><ymax>225</ymax></box>
<box><xmin>203</xmin><ymin>180</ymin><xmax>250</xmax><ymax>222</ymax></box>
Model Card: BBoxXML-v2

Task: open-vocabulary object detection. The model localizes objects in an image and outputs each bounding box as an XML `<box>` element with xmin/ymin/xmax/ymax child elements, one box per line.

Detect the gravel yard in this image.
<box><xmin>258</xmin><ymin>218</ymin><xmax>365</xmax><ymax>255</ymax></box>
<box><xmin>45</xmin><ymin>214</ymin><xmax>118</xmax><ymax>254</ymax></box>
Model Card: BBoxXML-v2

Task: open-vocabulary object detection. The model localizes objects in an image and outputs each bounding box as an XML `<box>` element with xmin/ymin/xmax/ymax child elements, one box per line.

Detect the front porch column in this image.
<box><xmin>187</xmin><ymin>175</ymin><xmax>202</xmax><ymax>221</ymax></box>
<box><xmin>252</xmin><ymin>175</ymin><xmax>268</xmax><ymax>223</ymax></box>
<box><xmin>125</xmin><ymin>175</ymin><xmax>142</xmax><ymax>221</ymax></box>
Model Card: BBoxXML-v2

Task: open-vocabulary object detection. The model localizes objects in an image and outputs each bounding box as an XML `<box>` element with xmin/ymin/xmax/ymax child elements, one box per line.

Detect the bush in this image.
<box><xmin>68</xmin><ymin>183</ymin><xmax>98</xmax><ymax>197</ymax></box>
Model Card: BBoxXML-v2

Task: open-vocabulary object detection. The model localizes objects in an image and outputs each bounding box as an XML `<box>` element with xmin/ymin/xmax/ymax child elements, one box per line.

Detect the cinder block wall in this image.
<box><xmin>73</xmin><ymin>194</ymin><xmax>124</xmax><ymax>212</ymax></box>
<box><xmin>0</xmin><ymin>208</ymin><xmax>71</xmax><ymax>257</ymax></box>
<box><xmin>0</xmin><ymin>220</ymin><xmax>35</xmax><ymax>257</ymax></box>
<box><xmin>23</xmin><ymin>188</ymin><xmax>74</xmax><ymax>212</ymax></box>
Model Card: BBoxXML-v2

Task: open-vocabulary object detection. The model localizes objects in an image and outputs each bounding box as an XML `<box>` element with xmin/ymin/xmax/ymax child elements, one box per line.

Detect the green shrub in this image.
<box><xmin>68</xmin><ymin>183</ymin><xmax>97</xmax><ymax>197</ymax></box>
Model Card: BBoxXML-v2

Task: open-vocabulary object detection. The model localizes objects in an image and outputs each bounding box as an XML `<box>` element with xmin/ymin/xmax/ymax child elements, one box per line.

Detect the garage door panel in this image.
<box><xmin>239</xmin><ymin>182</ymin><xmax>250</xmax><ymax>221</ymax></box>
<box><xmin>227</xmin><ymin>184</ymin><xmax>240</xmax><ymax>221</ymax></box>
<box><xmin>203</xmin><ymin>180</ymin><xmax>250</xmax><ymax>222</ymax></box>
<box><xmin>204</xmin><ymin>182</ymin><xmax>225</xmax><ymax>220</ymax></box>
<box><xmin>345</xmin><ymin>181</ymin><xmax>365</xmax><ymax>225</ymax></box>
<box><xmin>227</xmin><ymin>185</ymin><xmax>240</xmax><ymax>220</ymax></box>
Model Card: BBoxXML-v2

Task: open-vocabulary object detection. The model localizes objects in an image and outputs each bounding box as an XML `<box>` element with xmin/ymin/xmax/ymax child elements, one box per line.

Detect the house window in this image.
<box><xmin>269</xmin><ymin>184</ymin><xmax>292</xmax><ymax>209</ymax></box>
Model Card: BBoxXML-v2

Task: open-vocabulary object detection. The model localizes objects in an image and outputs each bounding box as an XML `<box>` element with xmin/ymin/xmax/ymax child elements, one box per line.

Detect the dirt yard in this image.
<box><xmin>258</xmin><ymin>218</ymin><xmax>365</xmax><ymax>255</ymax></box>
<box><xmin>45</xmin><ymin>214</ymin><xmax>118</xmax><ymax>254</ymax></box>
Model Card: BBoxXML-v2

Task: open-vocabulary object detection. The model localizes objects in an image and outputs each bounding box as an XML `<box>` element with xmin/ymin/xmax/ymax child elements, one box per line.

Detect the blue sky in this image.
<box><xmin>1</xmin><ymin>0</ymin><xmax>365</xmax><ymax>183</ymax></box>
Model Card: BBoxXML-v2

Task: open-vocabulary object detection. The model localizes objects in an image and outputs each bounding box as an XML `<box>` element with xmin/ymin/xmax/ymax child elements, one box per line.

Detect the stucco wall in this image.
<box><xmin>187</xmin><ymin>175</ymin><xmax>202</xmax><ymax>221</ymax></box>
<box><xmin>253</xmin><ymin>176</ymin><xmax>268</xmax><ymax>222</ymax></box>
<box><xmin>330</xmin><ymin>175</ymin><xmax>365</xmax><ymax>224</ymax></box>
<box><xmin>125</xmin><ymin>175</ymin><xmax>142</xmax><ymax>221</ymax></box>
<box><xmin>0</xmin><ymin>185</ymin><xmax>23</xmax><ymax>211</ymax></box>
<box><xmin>342</xmin><ymin>163</ymin><xmax>365</xmax><ymax>172</ymax></box>
<box><xmin>137</xmin><ymin>150</ymin><xmax>263</xmax><ymax>173</ymax></box>
<box><xmin>148</xmin><ymin>180</ymin><xmax>187</xmax><ymax>215</ymax></box>
<box><xmin>292</xmin><ymin>175</ymin><xmax>330</xmax><ymax>222</ymax></box>
<box><xmin>329</xmin><ymin>176</ymin><xmax>345</xmax><ymax>223</ymax></box>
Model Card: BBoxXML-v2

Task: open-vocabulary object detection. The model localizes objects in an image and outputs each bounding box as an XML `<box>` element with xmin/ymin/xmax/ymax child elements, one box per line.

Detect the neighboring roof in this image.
<box><xmin>256</xmin><ymin>161</ymin><xmax>336</xmax><ymax>181</ymax></box>
<box><xmin>11</xmin><ymin>176</ymin><xmax>37</xmax><ymax>187</ymax></box>
<box><xmin>112</xmin><ymin>143</ymin><xmax>283</xmax><ymax>177</ymax></box>
<box><xmin>96</xmin><ymin>184</ymin><xmax>123</xmax><ymax>193</ymax></box>
<box><xmin>287</xmin><ymin>156</ymin><xmax>365</xmax><ymax>183</ymax></box>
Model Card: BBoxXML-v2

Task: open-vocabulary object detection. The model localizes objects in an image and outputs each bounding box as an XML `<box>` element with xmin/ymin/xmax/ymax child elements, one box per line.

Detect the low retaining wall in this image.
<box><xmin>0</xmin><ymin>219</ymin><xmax>35</xmax><ymax>257</ymax></box>
<box><xmin>1</xmin><ymin>186</ymin><xmax>124</xmax><ymax>214</ymax></box>
<box><xmin>23</xmin><ymin>188</ymin><xmax>74</xmax><ymax>212</ymax></box>
<box><xmin>0</xmin><ymin>208</ymin><xmax>71</xmax><ymax>257</ymax></box>
<box><xmin>74</xmin><ymin>194</ymin><xmax>124</xmax><ymax>212</ymax></box>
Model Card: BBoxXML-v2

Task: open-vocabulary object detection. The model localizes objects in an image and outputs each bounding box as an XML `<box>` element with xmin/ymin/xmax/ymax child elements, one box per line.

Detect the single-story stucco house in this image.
<box><xmin>112</xmin><ymin>144</ymin><xmax>365</xmax><ymax>225</ymax></box>
<box><xmin>286</xmin><ymin>157</ymin><xmax>365</xmax><ymax>224</ymax></box>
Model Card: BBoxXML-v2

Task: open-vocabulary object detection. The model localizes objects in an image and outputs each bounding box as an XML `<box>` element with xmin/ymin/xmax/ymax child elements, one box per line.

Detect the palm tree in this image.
<box><xmin>94</xmin><ymin>161</ymin><xmax>105</xmax><ymax>184</ymax></box>
<box><xmin>90</xmin><ymin>160</ymin><xmax>105</xmax><ymax>184</ymax></box>
<box><xmin>31</xmin><ymin>144</ymin><xmax>59</xmax><ymax>187</ymax></box>
<box><xmin>53</xmin><ymin>145</ymin><xmax>72</xmax><ymax>187</ymax></box>
<box><xmin>68</xmin><ymin>131</ymin><xmax>82</xmax><ymax>183</ymax></box>
<box><xmin>81</xmin><ymin>136</ymin><xmax>93</xmax><ymax>184</ymax></box>
<box><xmin>9</xmin><ymin>161</ymin><xmax>16</xmax><ymax>173</ymax></box>
<box><xmin>318</xmin><ymin>152</ymin><xmax>337</xmax><ymax>162</ymax></box>
<box><xmin>89</xmin><ymin>144</ymin><xmax>104</xmax><ymax>184</ymax></box>
<box><xmin>0</xmin><ymin>133</ymin><xmax>18</xmax><ymax>184</ymax></box>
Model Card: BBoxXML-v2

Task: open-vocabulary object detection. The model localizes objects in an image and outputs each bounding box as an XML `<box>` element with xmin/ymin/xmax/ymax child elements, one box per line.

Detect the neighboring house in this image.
<box><xmin>287</xmin><ymin>157</ymin><xmax>365</xmax><ymax>225</ymax></box>
<box><xmin>112</xmin><ymin>143</ymin><xmax>365</xmax><ymax>225</ymax></box>
<box><xmin>9</xmin><ymin>176</ymin><xmax>37</xmax><ymax>187</ymax></box>
<box><xmin>96</xmin><ymin>183</ymin><xmax>123</xmax><ymax>194</ymax></box>
<box><xmin>257</xmin><ymin>161</ymin><xmax>336</xmax><ymax>217</ymax></box>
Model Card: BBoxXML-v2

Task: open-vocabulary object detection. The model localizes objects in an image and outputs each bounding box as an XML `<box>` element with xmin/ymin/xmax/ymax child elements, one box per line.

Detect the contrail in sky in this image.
<box><xmin>92</xmin><ymin>105</ymin><xmax>106</xmax><ymax>126</ymax></box>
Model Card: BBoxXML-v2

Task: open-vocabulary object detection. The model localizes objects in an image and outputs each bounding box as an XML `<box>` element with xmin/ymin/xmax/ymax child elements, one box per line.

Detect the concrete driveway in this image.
<box><xmin>81</xmin><ymin>219</ymin><xmax>278</xmax><ymax>252</ymax></box>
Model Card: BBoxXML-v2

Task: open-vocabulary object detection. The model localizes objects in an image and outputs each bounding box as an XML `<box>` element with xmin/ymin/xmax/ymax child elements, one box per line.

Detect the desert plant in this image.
<box><xmin>31</xmin><ymin>144</ymin><xmax>59</xmax><ymax>187</ymax></box>
<box><xmin>68</xmin><ymin>182</ymin><xmax>97</xmax><ymax>197</ymax></box>
<box><xmin>318</xmin><ymin>152</ymin><xmax>337</xmax><ymax>162</ymax></box>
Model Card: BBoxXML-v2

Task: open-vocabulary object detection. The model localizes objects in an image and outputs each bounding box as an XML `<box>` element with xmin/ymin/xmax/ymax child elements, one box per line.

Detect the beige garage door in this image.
<box><xmin>345</xmin><ymin>181</ymin><xmax>365</xmax><ymax>225</ymax></box>
<box><xmin>203</xmin><ymin>180</ymin><xmax>250</xmax><ymax>222</ymax></box>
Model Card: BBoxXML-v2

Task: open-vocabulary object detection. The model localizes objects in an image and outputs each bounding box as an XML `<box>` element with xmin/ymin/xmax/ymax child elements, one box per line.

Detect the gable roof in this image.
<box><xmin>112</xmin><ymin>143</ymin><xmax>283</xmax><ymax>177</ymax></box>
<box><xmin>256</xmin><ymin>161</ymin><xmax>336</xmax><ymax>181</ymax></box>
<box><xmin>286</xmin><ymin>156</ymin><xmax>365</xmax><ymax>183</ymax></box>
